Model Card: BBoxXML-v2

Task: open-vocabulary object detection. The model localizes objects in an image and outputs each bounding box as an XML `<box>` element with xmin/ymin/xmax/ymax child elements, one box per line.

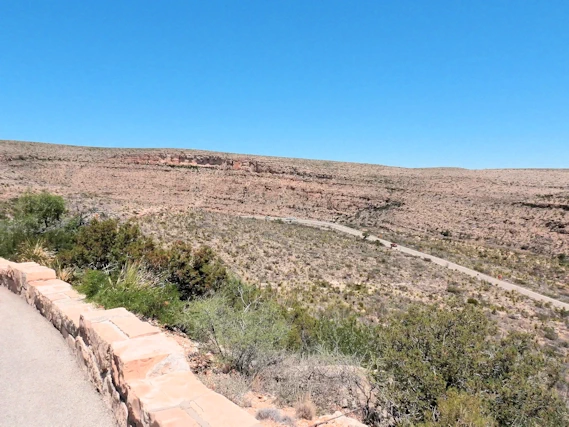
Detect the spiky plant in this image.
<box><xmin>16</xmin><ymin>239</ymin><xmax>55</xmax><ymax>265</ymax></box>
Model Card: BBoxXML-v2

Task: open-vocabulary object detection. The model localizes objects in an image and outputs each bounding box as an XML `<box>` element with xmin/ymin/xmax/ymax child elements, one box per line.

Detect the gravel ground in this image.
<box><xmin>0</xmin><ymin>286</ymin><xmax>116</xmax><ymax>427</ymax></box>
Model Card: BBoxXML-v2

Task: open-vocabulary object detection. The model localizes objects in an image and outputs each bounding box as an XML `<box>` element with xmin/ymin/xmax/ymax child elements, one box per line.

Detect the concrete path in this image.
<box><xmin>0</xmin><ymin>286</ymin><xmax>116</xmax><ymax>427</ymax></box>
<box><xmin>245</xmin><ymin>215</ymin><xmax>569</xmax><ymax>310</ymax></box>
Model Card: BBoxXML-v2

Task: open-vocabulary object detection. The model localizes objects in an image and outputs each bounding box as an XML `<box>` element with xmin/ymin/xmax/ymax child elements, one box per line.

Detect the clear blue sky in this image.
<box><xmin>1</xmin><ymin>1</ymin><xmax>568</xmax><ymax>168</ymax></box>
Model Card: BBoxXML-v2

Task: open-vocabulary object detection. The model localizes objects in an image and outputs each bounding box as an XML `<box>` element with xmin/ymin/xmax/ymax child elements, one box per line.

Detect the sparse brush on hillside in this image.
<box><xmin>2</xmin><ymin>191</ymin><xmax>569</xmax><ymax>426</ymax></box>
<box><xmin>382</xmin><ymin>232</ymin><xmax>569</xmax><ymax>303</ymax></box>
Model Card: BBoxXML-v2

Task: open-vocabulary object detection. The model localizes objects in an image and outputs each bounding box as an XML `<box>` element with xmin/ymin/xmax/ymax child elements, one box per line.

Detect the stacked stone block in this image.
<box><xmin>0</xmin><ymin>258</ymin><xmax>260</xmax><ymax>427</ymax></box>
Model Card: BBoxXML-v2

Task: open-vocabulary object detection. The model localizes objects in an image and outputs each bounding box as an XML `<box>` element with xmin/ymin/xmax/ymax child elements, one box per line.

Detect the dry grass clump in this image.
<box><xmin>15</xmin><ymin>240</ymin><xmax>75</xmax><ymax>281</ymax></box>
<box><xmin>295</xmin><ymin>394</ymin><xmax>316</xmax><ymax>420</ymax></box>
<box><xmin>255</xmin><ymin>407</ymin><xmax>296</xmax><ymax>426</ymax></box>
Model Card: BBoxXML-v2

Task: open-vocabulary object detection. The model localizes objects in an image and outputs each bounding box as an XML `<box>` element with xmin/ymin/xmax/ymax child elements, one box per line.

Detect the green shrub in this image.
<box><xmin>369</xmin><ymin>305</ymin><xmax>568</xmax><ymax>426</ymax></box>
<box><xmin>13</xmin><ymin>191</ymin><xmax>65</xmax><ymax>231</ymax></box>
<box><xmin>312</xmin><ymin>314</ymin><xmax>376</xmax><ymax>359</ymax></box>
<box><xmin>77</xmin><ymin>269</ymin><xmax>110</xmax><ymax>298</ymax></box>
<box><xmin>78</xmin><ymin>263</ymin><xmax>183</xmax><ymax>325</ymax></box>
<box><xmin>0</xmin><ymin>219</ymin><xmax>30</xmax><ymax>258</ymax></box>
<box><xmin>63</xmin><ymin>221</ymin><xmax>227</xmax><ymax>300</ymax></box>
<box><xmin>42</xmin><ymin>215</ymin><xmax>83</xmax><ymax>252</ymax></box>
<box><xmin>0</xmin><ymin>191</ymin><xmax>71</xmax><ymax>258</ymax></box>
<box><xmin>486</xmin><ymin>332</ymin><xmax>567</xmax><ymax>426</ymax></box>
<box><xmin>112</xmin><ymin>221</ymin><xmax>156</xmax><ymax>266</ymax></box>
<box><xmin>61</xmin><ymin>218</ymin><xmax>156</xmax><ymax>269</ymax></box>
<box><xmin>446</xmin><ymin>283</ymin><xmax>462</xmax><ymax>294</ymax></box>
<box><xmin>61</xmin><ymin>218</ymin><xmax>119</xmax><ymax>268</ymax></box>
<box><xmin>167</xmin><ymin>243</ymin><xmax>228</xmax><ymax>299</ymax></box>
<box><xmin>419</xmin><ymin>389</ymin><xmax>496</xmax><ymax>426</ymax></box>
<box><xmin>183</xmin><ymin>290</ymin><xmax>289</xmax><ymax>374</ymax></box>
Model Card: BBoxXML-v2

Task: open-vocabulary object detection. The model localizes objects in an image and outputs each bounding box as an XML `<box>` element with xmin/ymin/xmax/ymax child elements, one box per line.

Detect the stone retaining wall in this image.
<box><xmin>0</xmin><ymin>258</ymin><xmax>260</xmax><ymax>427</ymax></box>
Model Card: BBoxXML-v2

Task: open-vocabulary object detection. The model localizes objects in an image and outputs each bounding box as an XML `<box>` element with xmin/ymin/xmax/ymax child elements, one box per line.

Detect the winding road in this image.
<box><xmin>245</xmin><ymin>215</ymin><xmax>569</xmax><ymax>311</ymax></box>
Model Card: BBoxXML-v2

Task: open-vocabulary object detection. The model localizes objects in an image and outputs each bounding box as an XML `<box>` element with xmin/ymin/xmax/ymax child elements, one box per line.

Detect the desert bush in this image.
<box><xmin>311</xmin><ymin>314</ymin><xmax>376</xmax><ymax>360</ymax></box>
<box><xmin>183</xmin><ymin>290</ymin><xmax>289</xmax><ymax>375</ymax></box>
<box><xmin>78</xmin><ymin>269</ymin><xmax>110</xmax><ymax>298</ymax></box>
<box><xmin>62</xmin><ymin>221</ymin><xmax>228</xmax><ymax>299</ymax></box>
<box><xmin>61</xmin><ymin>218</ymin><xmax>119</xmax><ymax>268</ymax></box>
<box><xmin>0</xmin><ymin>192</ymin><xmax>77</xmax><ymax>258</ymax></box>
<box><xmin>0</xmin><ymin>219</ymin><xmax>28</xmax><ymax>258</ymax></box>
<box><xmin>369</xmin><ymin>305</ymin><xmax>568</xmax><ymax>426</ymax></box>
<box><xmin>77</xmin><ymin>263</ymin><xmax>183</xmax><ymax>325</ymax></box>
<box><xmin>61</xmin><ymin>218</ymin><xmax>154</xmax><ymax>269</ymax></box>
<box><xmin>41</xmin><ymin>215</ymin><xmax>83</xmax><ymax>252</ymax></box>
<box><xmin>446</xmin><ymin>283</ymin><xmax>462</xmax><ymax>294</ymax></box>
<box><xmin>166</xmin><ymin>242</ymin><xmax>228</xmax><ymax>299</ymax></box>
<box><xmin>13</xmin><ymin>191</ymin><xmax>65</xmax><ymax>231</ymax></box>
<box><xmin>111</xmin><ymin>220</ymin><xmax>156</xmax><ymax>266</ymax></box>
<box><xmin>419</xmin><ymin>389</ymin><xmax>496</xmax><ymax>426</ymax></box>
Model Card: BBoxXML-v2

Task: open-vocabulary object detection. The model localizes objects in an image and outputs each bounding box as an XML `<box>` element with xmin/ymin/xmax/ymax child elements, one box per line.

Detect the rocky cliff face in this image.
<box><xmin>120</xmin><ymin>152</ymin><xmax>337</xmax><ymax>179</ymax></box>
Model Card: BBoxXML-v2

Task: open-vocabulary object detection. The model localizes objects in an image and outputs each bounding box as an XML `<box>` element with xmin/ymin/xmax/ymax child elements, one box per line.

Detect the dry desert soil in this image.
<box><xmin>2</xmin><ymin>139</ymin><xmax>569</xmax><ymax>354</ymax></box>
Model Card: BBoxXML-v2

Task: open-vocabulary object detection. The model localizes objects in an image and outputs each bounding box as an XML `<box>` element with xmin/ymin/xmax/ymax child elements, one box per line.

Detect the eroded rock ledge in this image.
<box><xmin>0</xmin><ymin>258</ymin><xmax>260</xmax><ymax>427</ymax></box>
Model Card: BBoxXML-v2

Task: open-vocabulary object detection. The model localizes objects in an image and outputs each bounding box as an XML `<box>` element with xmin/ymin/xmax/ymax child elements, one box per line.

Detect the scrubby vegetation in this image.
<box><xmin>1</xmin><ymin>191</ymin><xmax>568</xmax><ymax>426</ymax></box>
<box><xmin>377</xmin><ymin>229</ymin><xmax>569</xmax><ymax>303</ymax></box>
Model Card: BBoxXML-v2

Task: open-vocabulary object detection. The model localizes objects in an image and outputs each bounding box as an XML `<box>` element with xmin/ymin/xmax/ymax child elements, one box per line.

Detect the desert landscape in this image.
<box><xmin>2</xmin><ymin>139</ymin><xmax>569</xmax><ymax>320</ymax></box>
<box><xmin>2</xmin><ymin>139</ymin><xmax>569</xmax><ymax>425</ymax></box>
<box><xmin>2</xmin><ymin>139</ymin><xmax>568</xmax><ymax>288</ymax></box>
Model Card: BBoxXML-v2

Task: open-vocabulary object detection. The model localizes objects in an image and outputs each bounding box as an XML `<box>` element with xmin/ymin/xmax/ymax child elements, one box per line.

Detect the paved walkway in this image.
<box><xmin>0</xmin><ymin>286</ymin><xmax>116</xmax><ymax>427</ymax></box>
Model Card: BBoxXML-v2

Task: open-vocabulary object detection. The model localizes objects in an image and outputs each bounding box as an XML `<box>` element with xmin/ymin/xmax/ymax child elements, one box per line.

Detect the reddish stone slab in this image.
<box><xmin>129</xmin><ymin>371</ymin><xmax>210</xmax><ymax>412</ymax></box>
<box><xmin>32</xmin><ymin>279</ymin><xmax>73</xmax><ymax>295</ymax></box>
<box><xmin>149</xmin><ymin>408</ymin><xmax>200</xmax><ymax>427</ymax></box>
<box><xmin>112</xmin><ymin>334</ymin><xmax>188</xmax><ymax>397</ymax></box>
<box><xmin>110</xmin><ymin>315</ymin><xmax>160</xmax><ymax>339</ymax></box>
<box><xmin>52</xmin><ymin>299</ymin><xmax>98</xmax><ymax>336</ymax></box>
<box><xmin>82</xmin><ymin>307</ymin><xmax>135</xmax><ymax>323</ymax></box>
<box><xmin>80</xmin><ymin>319</ymin><xmax>130</xmax><ymax>374</ymax></box>
<box><xmin>187</xmin><ymin>390</ymin><xmax>261</xmax><ymax>427</ymax></box>
<box><xmin>19</xmin><ymin>266</ymin><xmax>57</xmax><ymax>282</ymax></box>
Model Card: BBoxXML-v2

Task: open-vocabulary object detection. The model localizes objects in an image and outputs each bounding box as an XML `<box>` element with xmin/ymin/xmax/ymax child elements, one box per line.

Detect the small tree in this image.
<box><xmin>167</xmin><ymin>243</ymin><xmax>228</xmax><ymax>299</ymax></box>
<box><xmin>15</xmin><ymin>191</ymin><xmax>65</xmax><ymax>230</ymax></box>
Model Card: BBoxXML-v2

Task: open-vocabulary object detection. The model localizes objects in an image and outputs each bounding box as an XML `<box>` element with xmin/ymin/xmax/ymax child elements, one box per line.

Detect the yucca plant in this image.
<box><xmin>78</xmin><ymin>262</ymin><xmax>183</xmax><ymax>325</ymax></box>
<box><xmin>51</xmin><ymin>258</ymin><xmax>75</xmax><ymax>282</ymax></box>
<box><xmin>16</xmin><ymin>239</ymin><xmax>55</xmax><ymax>265</ymax></box>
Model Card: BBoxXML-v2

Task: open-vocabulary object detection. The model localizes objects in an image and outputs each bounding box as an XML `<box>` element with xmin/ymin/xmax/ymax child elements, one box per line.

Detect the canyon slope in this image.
<box><xmin>2</xmin><ymin>139</ymin><xmax>568</xmax><ymax>255</ymax></box>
